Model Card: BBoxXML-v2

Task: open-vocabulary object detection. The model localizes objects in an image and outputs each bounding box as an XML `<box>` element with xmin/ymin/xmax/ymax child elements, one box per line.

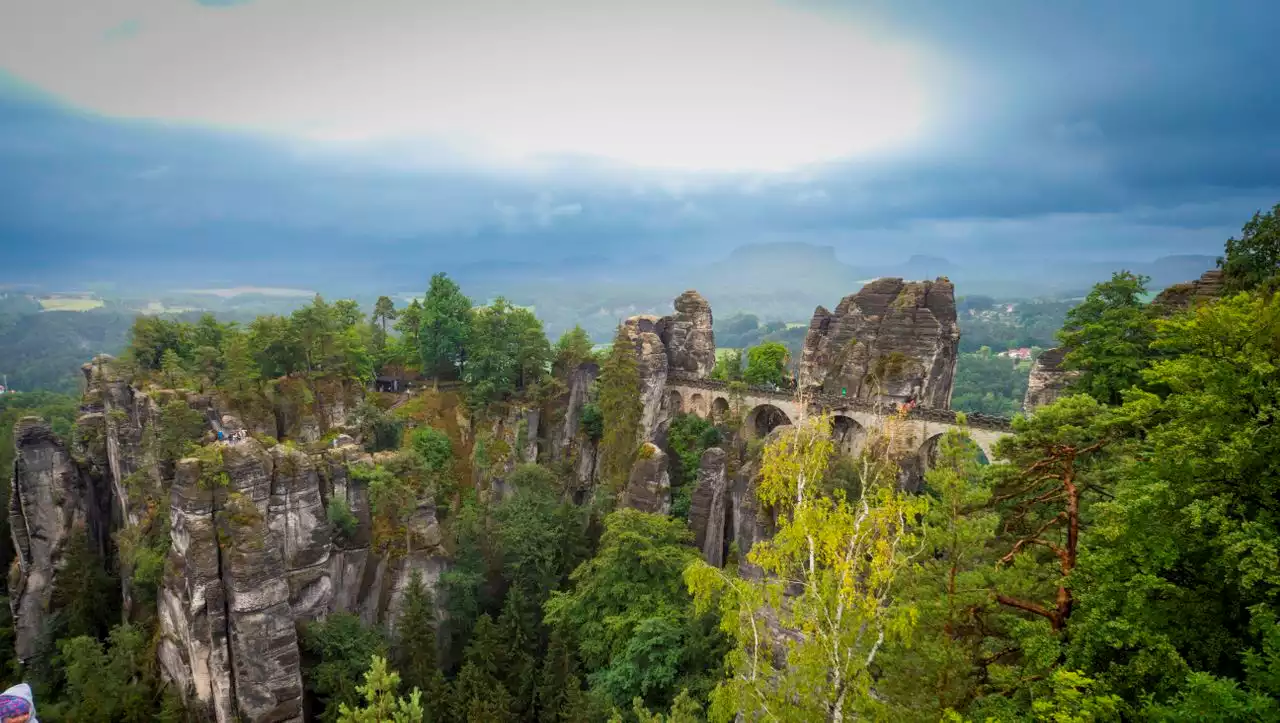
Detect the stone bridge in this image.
<box><xmin>664</xmin><ymin>373</ymin><xmax>1013</xmax><ymax>465</ymax></box>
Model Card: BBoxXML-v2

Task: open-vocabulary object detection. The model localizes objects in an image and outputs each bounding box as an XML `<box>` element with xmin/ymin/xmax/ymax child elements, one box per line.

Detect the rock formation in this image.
<box><xmin>4</xmin><ymin>355</ymin><xmax>450</xmax><ymax>722</ymax></box>
<box><xmin>687</xmin><ymin>447</ymin><xmax>728</xmax><ymax>567</ymax></box>
<box><xmin>8</xmin><ymin>418</ymin><xmax>112</xmax><ymax>662</ymax></box>
<box><xmin>619</xmin><ymin>289</ymin><xmax>718</xmax><ymax>446</ymax></box>
<box><xmin>621</xmin><ymin>443</ymin><xmax>671</xmax><ymax>515</ymax></box>
<box><xmin>1151</xmin><ymin>268</ymin><xmax>1225</xmax><ymax>315</ymax></box>
<box><xmin>660</xmin><ymin>290</ymin><xmax>716</xmax><ymax>378</ymax></box>
<box><xmin>622</xmin><ymin>316</ymin><xmax>671</xmax><ymax>443</ymax></box>
<box><xmin>1022</xmin><ymin>348</ymin><xmax>1080</xmax><ymax>413</ymax></box>
<box><xmin>798</xmin><ymin>277</ymin><xmax>960</xmax><ymax>408</ymax></box>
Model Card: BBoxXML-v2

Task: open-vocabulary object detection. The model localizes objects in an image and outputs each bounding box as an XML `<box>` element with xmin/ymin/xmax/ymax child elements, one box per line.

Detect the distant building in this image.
<box><xmin>998</xmin><ymin>347</ymin><xmax>1034</xmax><ymax>361</ymax></box>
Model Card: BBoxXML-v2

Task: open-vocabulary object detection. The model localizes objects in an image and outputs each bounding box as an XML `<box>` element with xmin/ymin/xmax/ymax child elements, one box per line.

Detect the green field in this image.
<box><xmin>38</xmin><ymin>297</ymin><xmax>103</xmax><ymax>311</ymax></box>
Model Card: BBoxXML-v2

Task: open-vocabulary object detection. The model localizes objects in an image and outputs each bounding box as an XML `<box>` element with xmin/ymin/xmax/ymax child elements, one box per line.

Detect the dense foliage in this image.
<box><xmin>951</xmin><ymin>347</ymin><xmax>1034</xmax><ymax>416</ymax></box>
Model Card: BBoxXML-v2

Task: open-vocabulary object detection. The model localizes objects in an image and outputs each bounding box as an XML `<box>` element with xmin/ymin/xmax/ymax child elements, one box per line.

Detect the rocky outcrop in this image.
<box><xmin>688</xmin><ymin>447</ymin><xmax>728</xmax><ymax>567</ymax></box>
<box><xmin>1023</xmin><ymin>348</ymin><xmax>1079</xmax><ymax>413</ymax></box>
<box><xmin>798</xmin><ymin>277</ymin><xmax>960</xmax><ymax>408</ymax></box>
<box><xmin>9</xmin><ymin>354</ymin><xmax>459</xmax><ymax>722</ymax></box>
<box><xmin>621</xmin><ymin>443</ymin><xmax>671</xmax><ymax>515</ymax></box>
<box><xmin>660</xmin><ymin>290</ymin><xmax>716</xmax><ymax>378</ymax></box>
<box><xmin>1151</xmin><ymin>269</ymin><xmax>1225</xmax><ymax>315</ymax></box>
<box><xmin>622</xmin><ymin>316</ymin><xmax>671</xmax><ymax>443</ymax></box>
<box><xmin>159</xmin><ymin>442</ymin><xmax>307</xmax><ymax>723</ymax></box>
<box><xmin>549</xmin><ymin>362</ymin><xmax>601</xmax><ymax>490</ymax></box>
<box><xmin>8</xmin><ymin>418</ymin><xmax>111</xmax><ymax>662</ymax></box>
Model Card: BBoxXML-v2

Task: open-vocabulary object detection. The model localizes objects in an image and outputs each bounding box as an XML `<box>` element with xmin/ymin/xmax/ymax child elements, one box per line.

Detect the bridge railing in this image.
<box><xmin>665</xmin><ymin>373</ymin><xmax>1014</xmax><ymax>433</ymax></box>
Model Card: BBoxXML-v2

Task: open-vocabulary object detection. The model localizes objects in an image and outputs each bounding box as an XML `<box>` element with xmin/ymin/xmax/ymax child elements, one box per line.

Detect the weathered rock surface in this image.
<box><xmin>623</xmin><ymin>316</ymin><xmax>671</xmax><ymax>443</ymax></box>
<box><xmin>12</xmin><ymin>355</ymin><xmax>454</xmax><ymax>723</ymax></box>
<box><xmin>551</xmin><ymin>362</ymin><xmax>598</xmax><ymax>459</ymax></box>
<box><xmin>660</xmin><ymin>290</ymin><xmax>716</xmax><ymax>378</ymax></box>
<box><xmin>8</xmin><ymin>418</ymin><xmax>111</xmax><ymax>661</ymax></box>
<box><xmin>1152</xmin><ymin>268</ymin><xmax>1225</xmax><ymax>315</ymax></box>
<box><xmin>688</xmin><ymin>447</ymin><xmax>728</xmax><ymax>566</ymax></box>
<box><xmin>798</xmin><ymin>277</ymin><xmax>960</xmax><ymax>408</ymax></box>
<box><xmin>621</xmin><ymin>443</ymin><xmax>671</xmax><ymax>515</ymax></box>
<box><xmin>1023</xmin><ymin>348</ymin><xmax>1079</xmax><ymax>413</ymax></box>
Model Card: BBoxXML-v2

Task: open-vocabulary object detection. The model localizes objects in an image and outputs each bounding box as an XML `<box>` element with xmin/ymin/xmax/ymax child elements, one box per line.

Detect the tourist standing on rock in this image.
<box><xmin>0</xmin><ymin>683</ymin><xmax>37</xmax><ymax>722</ymax></box>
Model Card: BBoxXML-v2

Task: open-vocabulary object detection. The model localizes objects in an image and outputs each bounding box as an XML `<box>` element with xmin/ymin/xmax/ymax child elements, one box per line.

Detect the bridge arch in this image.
<box><xmin>920</xmin><ymin>431</ymin><xmax>990</xmax><ymax>470</ymax></box>
<box><xmin>831</xmin><ymin>415</ymin><xmax>867</xmax><ymax>457</ymax></box>
<box><xmin>710</xmin><ymin>397</ymin><xmax>730</xmax><ymax>424</ymax></box>
<box><xmin>690</xmin><ymin>393</ymin><xmax>706</xmax><ymax>418</ymax></box>
<box><xmin>746</xmin><ymin>403</ymin><xmax>792</xmax><ymax>438</ymax></box>
<box><xmin>668</xmin><ymin>390</ymin><xmax>683</xmax><ymax>415</ymax></box>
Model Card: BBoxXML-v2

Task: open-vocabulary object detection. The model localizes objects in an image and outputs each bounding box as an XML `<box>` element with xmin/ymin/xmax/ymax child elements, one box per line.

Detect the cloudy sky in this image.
<box><xmin>0</xmin><ymin>0</ymin><xmax>1277</xmax><ymax>289</ymax></box>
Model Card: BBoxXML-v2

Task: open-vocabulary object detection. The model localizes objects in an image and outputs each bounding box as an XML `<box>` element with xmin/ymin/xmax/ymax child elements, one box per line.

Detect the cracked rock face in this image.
<box><xmin>621</xmin><ymin>443</ymin><xmax>671</xmax><ymax>515</ymax></box>
<box><xmin>688</xmin><ymin>447</ymin><xmax>728</xmax><ymax>567</ymax></box>
<box><xmin>12</xmin><ymin>356</ymin><xmax>452</xmax><ymax>723</ymax></box>
<box><xmin>1023</xmin><ymin>348</ymin><xmax>1080</xmax><ymax>413</ymax></box>
<box><xmin>799</xmin><ymin>277</ymin><xmax>960</xmax><ymax>408</ymax></box>
<box><xmin>623</xmin><ymin>316</ymin><xmax>671</xmax><ymax>444</ymax></box>
<box><xmin>8</xmin><ymin>418</ymin><xmax>110</xmax><ymax>662</ymax></box>
<box><xmin>660</xmin><ymin>290</ymin><xmax>716</xmax><ymax>378</ymax></box>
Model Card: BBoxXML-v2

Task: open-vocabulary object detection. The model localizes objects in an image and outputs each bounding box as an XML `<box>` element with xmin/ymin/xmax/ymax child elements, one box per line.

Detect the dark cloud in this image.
<box><xmin>1</xmin><ymin>0</ymin><xmax>1278</xmax><ymax>290</ymax></box>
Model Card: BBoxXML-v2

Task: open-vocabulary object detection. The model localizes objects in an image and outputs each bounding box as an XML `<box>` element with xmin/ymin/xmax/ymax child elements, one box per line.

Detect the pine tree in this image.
<box><xmin>335</xmin><ymin>656</ymin><xmax>425</xmax><ymax>723</ymax></box>
<box><xmin>392</xmin><ymin>571</ymin><xmax>449</xmax><ymax>722</ymax></box>
<box><xmin>597</xmin><ymin>325</ymin><xmax>642</xmax><ymax>491</ymax></box>
<box><xmin>419</xmin><ymin>273</ymin><xmax>473</xmax><ymax>382</ymax></box>
<box><xmin>536</xmin><ymin>626</ymin><xmax>591</xmax><ymax>723</ymax></box>
<box><xmin>159</xmin><ymin>347</ymin><xmax>188</xmax><ymax>389</ymax></box>
<box><xmin>451</xmin><ymin>615</ymin><xmax>514</xmax><ymax>722</ymax></box>
<box><xmin>497</xmin><ymin>588</ymin><xmax>540</xmax><ymax>719</ymax></box>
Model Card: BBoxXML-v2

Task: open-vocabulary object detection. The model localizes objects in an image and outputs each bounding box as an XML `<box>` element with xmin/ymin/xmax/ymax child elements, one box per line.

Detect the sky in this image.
<box><xmin>0</xmin><ymin>0</ymin><xmax>1277</xmax><ymax>291</ymax></box>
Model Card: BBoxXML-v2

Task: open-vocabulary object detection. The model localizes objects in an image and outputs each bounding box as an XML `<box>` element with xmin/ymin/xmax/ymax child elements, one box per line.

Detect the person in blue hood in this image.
<box><xmin>0</xmin><ymin>683</ymin><xmax>35</xmax><ymax>722</ymax></box>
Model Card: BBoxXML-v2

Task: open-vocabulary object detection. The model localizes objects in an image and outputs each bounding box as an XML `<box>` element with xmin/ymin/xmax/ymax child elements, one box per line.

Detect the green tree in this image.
<box><xmin>335</xmin><ymin>656</ymin><xmax>425</xmax><ymax>723</ymax></box>
<box><xmin>597</xmin><ymin>326</ymin><xmax>642</xmax><ymax>491</ymax></box>
<box><xmin>391</xmin><ymin>571</ymin><xmax>448</xmax><ymax>722</ymax></box>
<box><xmin>1218</xmin><ymin>201</ymin><xmax>1280</xmax><ymax>293</ymax></box>
<box><xmin>987</xmin><ymin>395</ymin><xmax>1113</xmax><ymax>633</ymax></box>
<box><xmin>419</xmin><ymin>273</ymin><xmax>473</xmax><ymax>382</ymax></box>
<box><xmin>438</xmin><ymin>497</ymin><xmax>501</xmax><ymax>667</ymax></box>
<box><xmin>219</xmin><ymin>329</ymin><xmax>261</xmax><ymax>399</ymax></box>
<box><xmin>742</xmin><ymin>341</ymin><xmax>790</xmax><ymax>388</ymax></box>
<box><xmin>301</xmin><ymin>612</ymin><xmax>389</xmax><ymax>723</ymax></box>
<box><xmin>155</xmin><ymin>399</ymin><xmax>207</xmax><ymax>464</ymax></box>
<box><xmin>496</xmin><ymin>464</ymin><xmax>588</xmax><ymax>608</ymax></box>
<box><xmin>395</xmin><ymin>299</ymin><xmax>425</xmax><ymax>369</ymax></box>
<box><xmin>686</xmin><ymin>415</ymin><xmax>927</xmax><ymax>722</ymax></box>
<box><xmin>537</xmin><ymin>626</ymin><xmax>594</xmax><ymax>723</ymax></box>
<box><xmin>877</xmin><ymin>422</ymin><xmax>1001</xmax><ymax>720</ymax></box>
<box><xmin>354</xmin><ymin>463</ymin><xmax>421</xmax><ymax>554</ymax></box>
<box><xmin>451</xmin><ymin>614</ymin><xmax>516</xmax><ymax>722</ymax></box>
<box><xmin>464</xmin><ymin>298</ymin><xmax>551</xmax><ymax>408</ymax></box>
<box><xmin>159</xmin><ymin>348</ymin><xmax>189</xmax><ymax>389</ymax></box>
<box><xmin>951</xmin><ymin>347</ymin><xmax>1031</xmax><ymax>416</ymax></box>
<box><xmin>498</xmin><ymin>587</ymin><xmax>542</xmax><ymax>718</ymax></box>
<box><xmin>410</xmin><ymin>426</ymin><xmax>454</xmax><ymax>492</ymax></box>
<box><xmin>54</xmin><ymin>623</ymin><xmax>181</xmax><ymax>723</ymax></box>
<box><xmin>374</xmin><ymin>296</ymin><xmax>399</xmax><ymax>335</ymax></box>
<box><xmin>709</xmin><ymin>350</ymin><xmax>743</xmax><ymax>382</ymax></box>
<box><xmin>545</xmin><ymin>509</ymin><xmax>717</xmax><ymax>711</ymax></box>
<box><xmin>1065</xmin><ymin>291</ymin><xmax>1280</xmax><ymax>708</ymax></box>
<box><xmin>665</xmin><ymin>413</ymin><xmax>721</xmax><ymax>520</ymax></box>
<box><xmin>1057</xmin><ymin>271</ymin><xmax>1154</xmax><ymax>405</ymax></box>
<box><xmin>553</xmin><ymin>325</ymin><xmax>596</xmax><ymax>377</ymax></box>
<box><xmin>249</xmin><ymin>314</ymin><xmax>303</xmax><ymax>378</ymax></box>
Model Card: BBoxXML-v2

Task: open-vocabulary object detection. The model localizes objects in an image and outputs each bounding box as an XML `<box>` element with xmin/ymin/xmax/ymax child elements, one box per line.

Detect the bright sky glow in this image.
<box><xmin>0</xmin><ymin>0</ymin><xmax>938</xmax><ymax>171</ymax></box>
